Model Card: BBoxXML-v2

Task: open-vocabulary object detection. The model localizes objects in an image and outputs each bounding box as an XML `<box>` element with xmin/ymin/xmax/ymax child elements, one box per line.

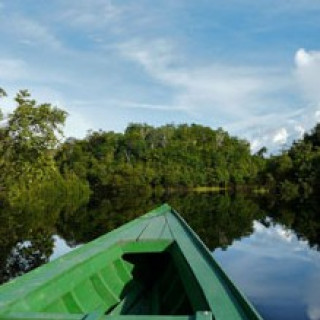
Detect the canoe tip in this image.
<box><xmin>162</xmin><ymin>202</ymin><xmax>172</xmax><ymax>208</ymax></box>
<box><xmin>147</xmin><ymin>203</ymin><xmax>173</xmax><ymax>216</ymax></box>
<box><xmin>161</xmin><ymin>203</ymin><xmax>173</xmax><ymax>210</ymax></box>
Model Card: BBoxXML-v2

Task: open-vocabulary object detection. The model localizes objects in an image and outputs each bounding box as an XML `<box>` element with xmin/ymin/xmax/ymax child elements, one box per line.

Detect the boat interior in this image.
<box><xmin>1</xmin><ymin>240</ymin><xmax>212</xmax><ymax>320</ymax></box>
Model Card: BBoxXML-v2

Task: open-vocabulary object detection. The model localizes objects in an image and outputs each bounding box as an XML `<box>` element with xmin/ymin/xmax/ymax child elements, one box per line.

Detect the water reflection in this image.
<box><xmin>0</xmin><ymin>192</ymin><xmax>320</xmax><ymax>319</ymax></box>
<box><xmin>214</xmin><ymin>221</ymin><xmax>320</xmax><ymax>320</ymax></box>
<box><xmin>54</xmin><ymin>193</ymin><xmax>265</xmax><ymax>250</ymax></box>
<box><xmin>0</xmin><ymin>192</ymin><xmax>85</xmax><ymax>284</ymax></box>
<box><xmin>0</xmin><ymin>233</ymin><xmax>53</xmax><ymax>283</ymax></box>
<box><xmin>49</xmin><ymin>236</ymin><xmax>79</xmax><ymax>261</ymax></box>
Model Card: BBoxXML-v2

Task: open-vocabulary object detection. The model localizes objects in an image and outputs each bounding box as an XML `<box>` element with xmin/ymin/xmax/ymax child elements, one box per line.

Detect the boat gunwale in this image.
<box><xmin>0</xmin><ymin>203</ymin><xmax>263</xmax><ymax>320</ymax></box>
<box><xmin>168</xmin><ymin>207</ymin><xmax>263</xmax><ymax>320</ymax></box>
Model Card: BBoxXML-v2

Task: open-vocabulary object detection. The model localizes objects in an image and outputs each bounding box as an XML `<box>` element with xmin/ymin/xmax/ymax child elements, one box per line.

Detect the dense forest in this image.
<box><xmin>1</xmin><ymin>88</ymin><xmax>320</xmax><ymax>202</ymax></box>
<box><xmin>55</xmin><ymin>123</ymin><xmax>266</xmax><ymax>195</ymax></box>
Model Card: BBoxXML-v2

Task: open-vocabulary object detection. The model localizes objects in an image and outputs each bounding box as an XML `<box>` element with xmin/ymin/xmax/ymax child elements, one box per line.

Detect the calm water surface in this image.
<box><xmin>1</xmin><ymin>192</ymin><xmax>320</xmax><ymax>319</ymax></box>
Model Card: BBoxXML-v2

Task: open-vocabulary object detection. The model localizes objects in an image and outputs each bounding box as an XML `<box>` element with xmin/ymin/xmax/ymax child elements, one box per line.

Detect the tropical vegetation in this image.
<box><xmin>1</xmin><ymin>87</ymin><xmax>320</xmax><ymax>202</ymax></box>
<box><xmin>0</xmin><ymin>88</ymin><xmax>90</xmax><ymax>205</ymax></box>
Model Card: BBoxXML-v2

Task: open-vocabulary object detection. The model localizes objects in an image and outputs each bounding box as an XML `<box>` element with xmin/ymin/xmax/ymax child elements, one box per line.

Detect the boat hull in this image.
<box><xmin>0</xmin><ymin>204</ymin><xmax>262</xmax><ymax>320</ymax></box>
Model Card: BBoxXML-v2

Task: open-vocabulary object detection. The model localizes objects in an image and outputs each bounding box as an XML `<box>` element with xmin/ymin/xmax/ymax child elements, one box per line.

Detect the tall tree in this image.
<box><xmin>0</xmin><ymin>89</ymin><xmax>67</xmax><ymax>186</ymax></box>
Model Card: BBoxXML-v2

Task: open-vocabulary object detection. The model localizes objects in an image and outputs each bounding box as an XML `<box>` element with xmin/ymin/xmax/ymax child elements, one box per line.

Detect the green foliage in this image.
<box><xmin>0</xmin><ymin>90</ymin><xmax>67</xmax><ymax>186</ymax></box>
<box><xmin>7</xmin><ymin>171</ymin><xmax>90</xmax><ymax>211</ymax></box>
<box><xmin>264</xmin><ymin>122</ymin><xmax>320</xmax><ymax>200</ymax></box>
<box><xmin>1</xmin><ymin>89</ymin><xmax>267</xmax><ymax>196</ymax></box>
<box><xmin>303</xmin><ymin>123</ymin><xmax>320</xmax><ymax>148</ymax></box>
<box><xmin>11</xmin><ymin>90</ymin><xmax>65</xmax><ymax>147</ymax></box>
<box><xmin>279</xmin><ymin>180</ymin><xmax>299</xmax><ymax>201</ymax></box>
<box><xmin>0</xmin><ymin>89</ymin><xmax>89</xmax><ymax>207</ymax></box>
<box><xmin>56</xmin><ymin>123</ymin><xmax>265</xmax><ymax>193</ymax></box>
<box><xmin>0</xmin><ymin>182</ymin><xmax>90</xmax><ymax>284</ymax></box>
<box><xmin>55</xmin><ymin>192</ymin><xmax>264</xmax><ymax>250</ymax></box>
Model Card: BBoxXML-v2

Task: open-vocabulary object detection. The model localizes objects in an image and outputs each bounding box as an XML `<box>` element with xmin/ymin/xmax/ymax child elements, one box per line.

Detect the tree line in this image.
<box><xmin>1</xmin><ymin>88</ymin><xmax>319</xmax><ymax>201</ymax></box>
<box><xmin>55</xmin><ymin>123</ymin><xmax>265</xmax><ymax>195</ymax></box>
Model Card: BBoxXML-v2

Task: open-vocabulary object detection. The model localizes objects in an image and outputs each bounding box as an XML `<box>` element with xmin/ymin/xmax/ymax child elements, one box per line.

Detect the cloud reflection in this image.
<box><xmin>213</xmin><ymin>220</ymin><xmax>320</xmax><ymax>320</ymax></box>
<box><xmin>50</xmin><ymin>235</ymin><xmax>80</xmax><ymax>261</ymax></box>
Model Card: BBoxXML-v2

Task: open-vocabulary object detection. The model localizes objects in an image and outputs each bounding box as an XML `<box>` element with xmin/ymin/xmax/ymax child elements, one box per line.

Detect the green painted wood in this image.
<box><xmin>0</xmin><ymin>314</ymin><xmax>208</xmax><ymax>320</ymax></box>
<box><xmin>167</xmin><ymin>243</ymin><xmax>208</xmax><ymax>312</ymax></box>
<box><xmin>0</xmin><ymin>204</ymin><xmax>263</xmax><ymax>320</ymax></box>
<box><xmin>138</xmin><ymin>215</ymin><xmax>167</xmax><ymax>240</ymax></box>
<box><xmin>195</xmin><ymin>312</ymin><xmax>213</xmax><ymax>320</ymax></box>
<box><xmin>158</xmin><ymin>223</ymin><xmax>173</xmax><ymax>239</ymax></box>
<box><xmin>84</xmin><ymin>308</ymin><xmax>106</xmax><ymax>320</ymax></box>
<box><xmin>104</xmin><ymin>317</ymin><xmax>197</xmax><ymax>320</ymax></box>
<box><xmin>107</xmin><ymin>316</ymin><xmax>197</xmax><ymax>320</ymax></box>
<box><xmin>119</xmin><ymin>240</ymin><xmax>172</xmax><ymax>254</ymax></box>
<box><xmin>105</xmin><ymin>317</ymin><xmax>195</xmax><ymax>320</ymax></box>
<box><xmin>0</xmin><ymin>313</ymin><xmax>83</xmax><ymax>320</ymax></box>
<box><xmin>110</xmin><ymin>282</ymin><xmax>144</xmax><ymax>315</ymax></box>
<box><xmin>166</xmin><ymin>207</ymin><xmax>262</xmax><ymax>320</ymax></box>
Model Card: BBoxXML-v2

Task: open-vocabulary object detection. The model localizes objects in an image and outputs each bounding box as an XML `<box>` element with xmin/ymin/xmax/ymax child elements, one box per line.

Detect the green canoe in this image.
<box><xmin>0</xmin><ymin>204</ymin><xmax>263</xmax><ymax>320</ymax></box>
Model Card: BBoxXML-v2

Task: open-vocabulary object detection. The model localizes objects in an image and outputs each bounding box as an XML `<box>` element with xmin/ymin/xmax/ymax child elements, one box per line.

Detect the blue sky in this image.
<box><xmin>1</xmin><ymin>0</ymin><xmax>320</xmax><ymax>152</ymax></box>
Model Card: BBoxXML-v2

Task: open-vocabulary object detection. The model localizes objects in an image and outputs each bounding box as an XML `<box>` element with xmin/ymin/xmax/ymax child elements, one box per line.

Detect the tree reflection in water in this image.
<box><xmin>0</xmin><ymin>191</ymin><xmax>320</xmax><ymax>284</ymax></box>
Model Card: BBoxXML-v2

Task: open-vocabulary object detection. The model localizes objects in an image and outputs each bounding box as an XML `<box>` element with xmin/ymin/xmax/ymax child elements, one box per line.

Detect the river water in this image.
<box><xmin>0</xmin><ymin>192</ymin><xmax>319</xmax><ymax>319</ymax></box>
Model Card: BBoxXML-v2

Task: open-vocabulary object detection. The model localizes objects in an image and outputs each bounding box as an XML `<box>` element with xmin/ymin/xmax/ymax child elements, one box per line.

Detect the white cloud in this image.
<box><xmin>295</xmin><ymin>48</ymin><xmax>320</xmax><ymax>104</ymax></box>
<box><xmin>247</xmin><ymin>127</ymin><xmax>290</xmax><ymax>153</ymax></box>
<box><xmin>247</xmin><ymin>105</ymin><xmax>320</xmax><ymax>153</ymax></box>
<box><xmin>295</xmin><ymin>49</ymin><xmax>313</xmax><ymax>67</ymax></box>
<box><xmin>2</xmin><ymin>1</ymin><xmax>320</xmax><ymax>152</ymax></box>
<box><xmin>118</xmin><ymin>38</ymin><xmax>293</xmax><ymax>122</ymax></box>
<box><xmin>50</xmin><ymin>235</ymin><xmax>80</xmax><ymax>261</ymax></box>
<box><xmin>118</xmin><ymin>38</ymin><xmax>315</xmax><ymax>153</ymax></box>
<box><xmin>117</xmin><ymin>39</ymin><xmax>176</xmax><ymax>84</ymax></box>
<box><xmin>250</xmin><ymin>138</ymin><xmax>262</xmax><ymax>151</ymax></box>
<box><xmin>64</xmin><ymin>110</ymin><xmax>93</xmax><ymax>139</ymax></box>
<box><xmin>52</xmin><ymin>5</ymin><xmax>320</xmax><ymax>151</ymax></box>
<box><xmin>226</xmin><ymin>49</ymin><xmax>320</xmax><ymax>152</ymax></box>
<box><xmin>294</xmin><ymin>124</ymin><xmax>305</xmax><ymax>138</ymax></box>
<box><xmin>308</xmin><ymin>307</ymin><xmax>320</xmax><ymax>320</ymax></box>
<box><xmin>273</xmin><ymin>128</ymin><xmax>288</xmax><ymax>144</ymax></box>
